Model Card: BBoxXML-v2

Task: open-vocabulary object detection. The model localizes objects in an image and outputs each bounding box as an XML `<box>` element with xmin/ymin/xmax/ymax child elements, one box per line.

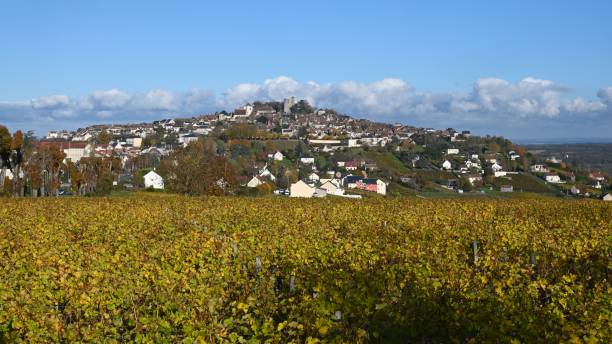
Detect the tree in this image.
<box><xmin>0</xmin><ymin>126</ymin><xmax>12</xmax><ymax>189</ymax></box>
<box><xmin>157</xmin><ymin>139</ymin><xmax>236</xmax><ymax>195</ymax></box>
<box><xmin>290</xmin><ymin>100</ymin><xmax>314</xmax><ymax>114</ymax></box>
<box><xmin>96</xmin><ymin>170</ymin><xmax>114</xmax><ymax>195</ymax></box>
<box><xmin>11</xmin><ymin>130</ymin><xmax>24</xmax><ymax>196</ymax></box>
<box><xmin>489</xmin><ymin>142</ymin><xmax>501</xmax><ymax>153</ymax></box>
<box><xmin>97</xmin><ymin>130</ymin><xmax>112</xmax><ymax>145</ymax></box>
<box><xmin>0</xmin><ymin>125</ymin><xmax>12</xmax><ymax>193</ymax></box>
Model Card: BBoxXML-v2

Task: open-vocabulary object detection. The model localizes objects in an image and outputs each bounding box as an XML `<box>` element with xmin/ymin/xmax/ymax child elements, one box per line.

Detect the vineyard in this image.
<box><xmin>0</xmin><ymin>196</ymin><xmax>610</xmax><ymax>343</ymax></box>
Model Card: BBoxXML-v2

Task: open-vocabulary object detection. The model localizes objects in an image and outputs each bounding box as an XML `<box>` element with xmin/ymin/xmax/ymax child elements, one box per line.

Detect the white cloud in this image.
<box><xmin>87</xmin><ymin>89</ymin><xmax>131</xmax><ymax>110</ymax></box>
<box><xmin>30</xmin><ymin>94</ymin><xmax>70</xmax><ymax>109</ymax></box>
<box><xmin>1</xmin><ymin>76</ymin><xmax>610</xmax><ymax>138</ymax></box>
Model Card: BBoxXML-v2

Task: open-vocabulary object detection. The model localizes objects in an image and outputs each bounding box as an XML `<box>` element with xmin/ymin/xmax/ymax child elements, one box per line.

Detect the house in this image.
<box><xmin>343</xmin><ymin>175</ymin><xmax>362</xmax><ymax>189</ymax></box>
<box><xmin>500</xmin><ymin>185</ymin><xmax>514</xmax><ymax>193</ymax></box>
<box><xmin>178</xmin><ymin>134</ymin><xmax>199</xmax><ymax>147</ymax></box>
<box><xmin>268</xmin><ymin>151</ymin><xmax>284</xmax><ymax>161</ymax></box>
<box><xmin>36</xmin><ymin>141</ymin><xmax>92</xmax><ymax>163</ymax></box>
<box><xmin>259</xmin><ymin>170</ymin><xmax>276</xmax><ymax>181</ymax></box>
<box><xmin>126</xmin><ymin>137</ymin><xmax>143</xmax><ymax>148</ymax></box>
<box><xmin>320</xmin><ymin>180</ymin><xmax>344</xmax><ymax>196</ymax></box>
<box><xmin>508</xmin><ymin>151</ymin><xmax>521</xmax><ymax>160</ymax></box>
<box><xmin>356</xmin><ymin>178</ymin><xmax>387</xmax><ymax>195</ymax></box>
<box><xmin>491</xmin><ymin>163</ymin><xmax>503</xmax><ymax>173</ymax></box>
<box><xmin>589</xmin><ymin>172</ymin><xmax>606</xmax><ymax>182</ymax></box>
<box><xmin>300</xmin><ymin>157</ymin><xmax>315</xmax><ymax>164</ymax></box>
<box><xmin>144</xmin><ymin>171</ymin><xmax>164</xmax><ymax>189</ymax></box>
<box><xmin>344</xmin><ymin>160</ymin><xmax>359</xmax><ymax>171</ymax></box>
<box><xmin>447</xmin><ymin>148</ymin><xmax>459</xmax><ymax>155</ymax></box>
<box><xmin>603</xmin><ymin>194</ymin><xmax>612</xmax><ymax>201</ymax></box>
<box><xmin>530</xmin><ymin>164</ymin><xmax>549</xmax><ymax>173</ymax></box>
<box><xmin>545</xmin><ymin>174</ymin><xmax>562</xmax><ymax>183</ymax></box>
<box><xmin>442</xmin><ymin>160</ymin><xmax>452</xmax><ymax>170</ymax></box>
<box><xmin>246</xmin><ymin>176</ymin><xmax>264</xmax><ymax>188</ymax></box>
<box><xmin>290</xmin><ymin>180</ymin><xmax>315</xmax><ymax>198</ymax></box>
<box><xmin>258</xmin><ymin>165</ymin><xmax>276</xmax><ymax>181</ymax></box>
<box><xmin>308</xmin><ymin>173</ymin><xmax>320</xmax><ymax>182</ymax></box>
<box><xmin>591</xmin><ymin>180</ymin><xmax>603</xmax><ymax>189</ymax></box>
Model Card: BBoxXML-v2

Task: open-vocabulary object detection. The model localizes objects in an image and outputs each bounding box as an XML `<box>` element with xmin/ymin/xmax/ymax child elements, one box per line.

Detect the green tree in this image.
<box><xmin>96</xmin><ymin>170</ymin><xmax>114</xmax><ymax>195</ymax></box>
<box><xmin>97</xmin><ymin>130</ymin><xmax>112</xmax><ymax>145</ymax></box>
<box><xmin>290</xmin><ymin>100</ymin><xmax>314</xmax><ymax>114</ymax></box>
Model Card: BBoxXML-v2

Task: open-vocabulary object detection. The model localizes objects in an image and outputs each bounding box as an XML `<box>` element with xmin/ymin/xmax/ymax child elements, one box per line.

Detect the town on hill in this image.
<box><xmin>0</xmin><ymin>97</ymin><xmax>610</xmax><ymax>201</ymax></box>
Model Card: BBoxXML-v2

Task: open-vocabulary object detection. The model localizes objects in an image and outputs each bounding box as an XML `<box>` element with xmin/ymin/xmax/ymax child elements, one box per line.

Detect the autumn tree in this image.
<box><xmin>0</xmin><ymin>126</ymin><xmax>12</xmax><ymax>192</ymax></box>
<box><xmin>158</xmin><ymin>138</ymin><xmax>236</xmax><ymax>195</ymax></box>
<box><xmin>97</xmin><ymin>130</ymin><xmax>112</xmax><ymax>145</ymax></box>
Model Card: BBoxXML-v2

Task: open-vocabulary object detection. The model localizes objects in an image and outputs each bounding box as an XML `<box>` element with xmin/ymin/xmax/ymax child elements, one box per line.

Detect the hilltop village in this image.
<box><xmin>1</xmin><ymin>97</ymin><xmax>610</xmax><ymax>200</ymax></box>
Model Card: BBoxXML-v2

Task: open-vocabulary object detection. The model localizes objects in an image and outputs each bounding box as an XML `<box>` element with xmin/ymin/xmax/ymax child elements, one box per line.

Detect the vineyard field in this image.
<box><xmin>0</xmin><ymin>196</ymin><xmax>610</xmax><ymax>343</ymax></box>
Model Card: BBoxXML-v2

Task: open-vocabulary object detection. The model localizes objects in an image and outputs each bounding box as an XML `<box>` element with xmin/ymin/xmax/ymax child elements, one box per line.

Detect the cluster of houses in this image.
<box><xmin>288</xmin><ymin>176</ymin><xmax>386</xmax><ymax>198</ymax></box>
<box><xmin>36</xmin><ymin>99</ymin><xmax>611</xmax><ymax>200</ymax></box>
<box><xmin>244</xmin><ymin>151</ymin><xmax>387</xmax><ymax>198</ymax></box>
<box><xmin>35</xmin><ymin>140</ymin><xmax>169</xmax><ymax>167</ymax></box>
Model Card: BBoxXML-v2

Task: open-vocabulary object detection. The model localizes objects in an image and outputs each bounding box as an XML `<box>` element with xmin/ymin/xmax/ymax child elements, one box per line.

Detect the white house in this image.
<box><xmin>320</xmin><ymin>179</ymin><xmax>344</xmax><ymax>196</ymax></box>
<box><xmin>447</xmin><ymin>148</ymin><xmax>459</xmax><ymax>155</ymax></box>
<box><xmin>246</xmin><ymin>176</ymin><xmax>264</xmax><ymax>188</ymax></box>
<box><xmin>290</xmin><ymin>180</ymin><xmax>315</xmax><ymax>198</ymax></box>
<box><xmin>308</xmin><ymin>173</ymin><xmax>320</xmax><ymax>182</ymax></box>
<box><xmin>545</xmin><ymin>174</ymin><xmax>562</xmax><ymax>183</ymax></box>
<box><xmin>258</xmin><ymin>167</ymin><xmax>276</xmax><ymax>181</ymax></box>
<box><xmin>530</xmin><ymin>164</ymin><xmax>549</xmax><ymax>173</ymax></box>
<box><xmin>125</xmin><ymin>137</ymin><xmax>143</xmax><ymax>148</ymax></box>
<box><xmin>491</xmin><ymin>163</ymin><xmax>503</xmax><ymax>172</ymax></box>
<box><xmin>268</xmin><ymin>151</ymin><xmax>284</xmax><ymax>161</ymax></box>
<box><xmin>603</xmin><ymin>193</ymin><xmax>612</xmax><ymax>201</ymax></box>
<box><xmin>442</xmin><ymin>160</ymin><xmax>452</xmax><ymax>170</ymax></box>
<box><xmin>144</xmin><ymin>171</ymin><xmax>164</xmax><ymax>189</ymax></box>
<box><xmin>178</xmin><ymin>134</ymin><xmax>199</xmax><ymax>147</ymax></box>
<box><xmin>300</xmin><ymin>157</ymin><xmax>315</xmax><ymax>164</ymax></box>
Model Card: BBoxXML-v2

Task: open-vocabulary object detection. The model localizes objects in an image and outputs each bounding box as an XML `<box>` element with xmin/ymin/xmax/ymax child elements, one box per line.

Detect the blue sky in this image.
<box><xmin>1</xmin><ymin>0</ymin><xmax>611</xmax><ymax>140</ymax></box>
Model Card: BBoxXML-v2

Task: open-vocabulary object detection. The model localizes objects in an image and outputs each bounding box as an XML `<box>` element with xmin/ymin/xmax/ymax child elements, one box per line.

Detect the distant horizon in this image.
<box><xmin>12</xmin><ymin>106</ymin><xmax>612</xmax><ymax>146</ymax></box>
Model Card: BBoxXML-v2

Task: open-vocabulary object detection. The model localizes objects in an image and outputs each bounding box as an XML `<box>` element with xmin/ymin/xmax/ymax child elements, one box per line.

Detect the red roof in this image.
<box><xmin>36</xmin><ymin>141</ymin><xmax>89</xmax><ymax>150</ymax></box>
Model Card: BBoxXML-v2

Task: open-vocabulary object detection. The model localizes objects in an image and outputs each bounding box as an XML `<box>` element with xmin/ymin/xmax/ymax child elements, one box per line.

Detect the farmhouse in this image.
<box><xmin>344</xmin><ymin>160</ymin><xmax>359</xmax><ymax>171</ymax></box>
<box><xmin>268</xmin><ymin>151</ymin><xmax>284</xmax><ymax>161</ymax></box>
<box><xmin>36</xmin><ymin>141</ymin><xmax>93</xmax><ymax>163</ymax></box>
<box><xmin>545</xmin><ymin>174</ymin><xmax>562</xmax><ymax>183</ymax></box>
<box><xmin>144</xmin><ymin>171</ymin><xmax>164</xmax><ymax>189</ymax></box>
<box><xmin>290</xmin><ymin>180</ymin><xmax>315</xmax><ymax>198</ymax></box>
<box><xmin>447</xmin><ymin>148</ymin><xmax>459</xmax><ymax>155</ymax></box>
<box><xmin>530</xmin><ymin>164</ymin><xmax>549</xmax><ymax>173</ymax></box>
<box><xmin>356</xmin><ymin>178</ymin><xmax>387</xmax><ymax>195</ymax></box>
<box><xmin>246</xmin><ymin>176</ymin><xmax>264</xmax><ymax>188</ymax></box>
<box><xmin>320</xmin><ymin>180</ymin><xmax>344</xmax><ymax>196</ymax></box>
<box><xmin>442</xmin><ymin>160</ymin><xmax>452</xmax><ymax>170</ymax></box>
<box><xmin>300</xmin><ymin>157</ymin><xmax>315</xmax><ymax>164</ymax></box>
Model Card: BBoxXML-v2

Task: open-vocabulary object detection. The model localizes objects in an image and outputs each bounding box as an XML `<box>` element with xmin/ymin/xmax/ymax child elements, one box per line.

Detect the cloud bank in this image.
<box><xmin>1</xmin><ymin>76</ymin><xmax>610</xmax><ymax>139</ymax></box>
